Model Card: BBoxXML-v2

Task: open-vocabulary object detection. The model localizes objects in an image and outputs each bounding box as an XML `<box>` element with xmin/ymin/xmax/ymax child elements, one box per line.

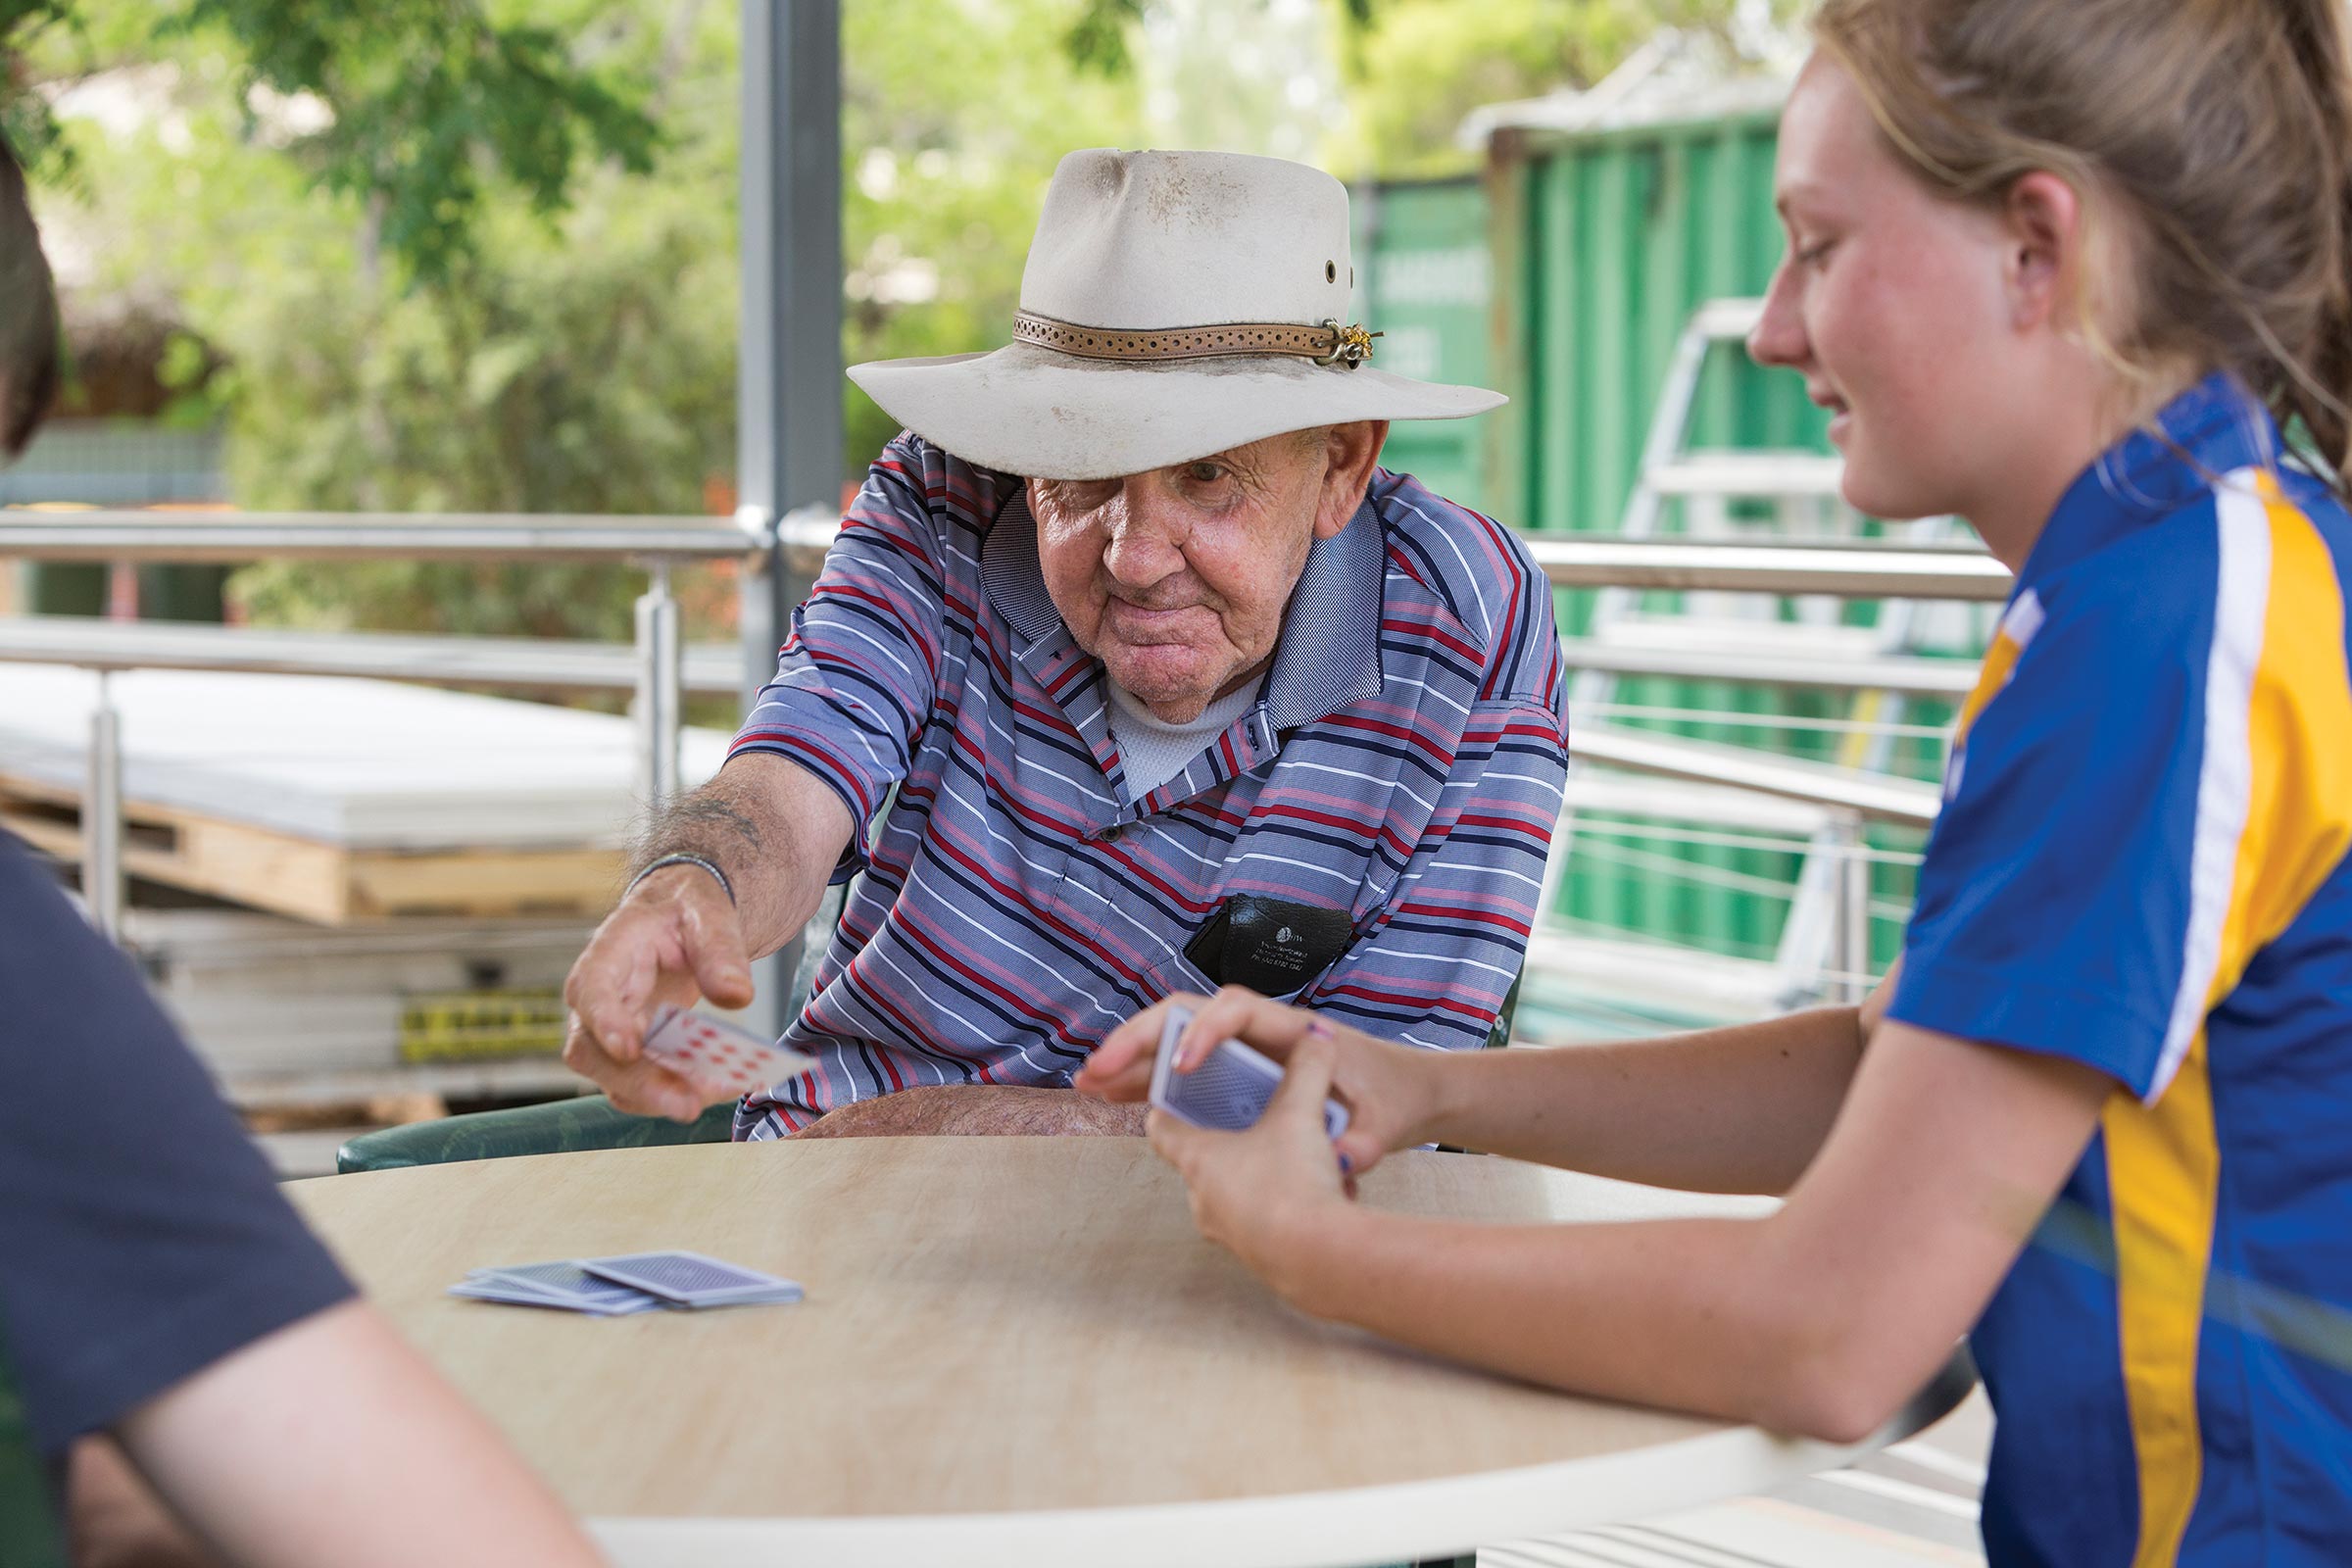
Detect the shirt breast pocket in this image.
<box><xmin>1180</xmin><ymin>894</ymin><xmax>1354</xmax><ymax>1001</ymax></box>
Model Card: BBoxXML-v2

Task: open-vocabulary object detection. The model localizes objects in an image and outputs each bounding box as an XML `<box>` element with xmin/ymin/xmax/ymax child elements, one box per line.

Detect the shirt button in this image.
<box><xmin>1098</xmin><ymin>823</ymin><xmax>1123</xmax><ymax>844</ymax></box>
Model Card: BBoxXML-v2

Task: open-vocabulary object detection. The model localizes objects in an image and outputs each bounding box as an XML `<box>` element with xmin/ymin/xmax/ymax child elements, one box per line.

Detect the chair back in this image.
<box><xmin>0</xmin><ymin>1319</ymin><xmax>68</xmax><ymax>1568</ymax></box>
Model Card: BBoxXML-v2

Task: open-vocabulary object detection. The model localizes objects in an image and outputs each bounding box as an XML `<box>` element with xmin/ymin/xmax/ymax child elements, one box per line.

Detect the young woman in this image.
<box><xmin>1076</xmin><ymin>2</ymin><xmax>2352</xmax><ymax>1562</ymax></box>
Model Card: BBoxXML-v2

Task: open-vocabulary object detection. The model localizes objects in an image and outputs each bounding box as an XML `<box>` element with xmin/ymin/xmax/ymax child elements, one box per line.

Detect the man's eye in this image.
<box><xmin>1185</xmin><ymin>462</ymin><xmax>1228</xmax><ymax>484</ymax></box>
<box><xmin>1796</xmin><ymin>240</ymin><xmax>1836</xmax><ymax>269</ymax></box>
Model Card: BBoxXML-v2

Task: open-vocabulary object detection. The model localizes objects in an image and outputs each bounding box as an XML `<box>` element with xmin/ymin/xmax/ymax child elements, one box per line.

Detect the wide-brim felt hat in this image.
<box><xmin>847</xmin><ymin>148</ymin><xmax>1505</xmax><ymax>481</ymax></box>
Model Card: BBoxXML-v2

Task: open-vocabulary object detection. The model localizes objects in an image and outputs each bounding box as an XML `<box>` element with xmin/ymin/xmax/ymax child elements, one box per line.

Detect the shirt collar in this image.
<box><xmin>982</xmin><ymin>488</ymin><xmax>1387</xmax><ymax>731</ymax></box>
<box><xmin>2018</xmin><ymin>371</ymin><xmax>2281</xmax><ymax>589</ymax></box>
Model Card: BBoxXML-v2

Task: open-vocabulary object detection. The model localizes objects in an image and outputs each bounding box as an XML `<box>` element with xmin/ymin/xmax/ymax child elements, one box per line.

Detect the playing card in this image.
<box><xmin>448</xmin><ymin>1259</ymin><xmax>667</xmax><ymax>1315</ymax></box>
<box><xmin>473</xmin><ymin>1261</ymin><xmax>668</xmax><ymax>1313</ymax></box>
<box><xmin>577</xmin><ymin>1250</ymin><xmax>805</xmax><ymax>1307</ymax></box>
<box><xmin>1149</xmin><ymin>1004</ymin><xmax>1350</xmax><ymax>1139</ymax></box>
<box><xmin>641</xmin><ymin>1004</ymin><xmax>817</xmax><ymax>1102</ymax></box>
<box><xmin>446</xmin><ymin>1280</ymin><xmax>665</xmax><ymax>1316</ymax></box>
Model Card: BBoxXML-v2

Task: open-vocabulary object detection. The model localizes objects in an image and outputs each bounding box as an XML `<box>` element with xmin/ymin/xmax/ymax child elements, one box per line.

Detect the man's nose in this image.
<box><xmin>1747</xmin><ymin>259</ymin><xmax>1808</xmax><ymax>369</ymax></box>
<box><xmin>1100</xmin><ymin>481</ymin><xmax>1189</xmax><ymax>587</ymax></box>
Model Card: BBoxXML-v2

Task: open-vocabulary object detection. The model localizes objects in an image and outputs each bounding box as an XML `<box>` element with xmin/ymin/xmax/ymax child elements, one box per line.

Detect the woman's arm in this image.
<box><xmin>1154</xmin><ymin>1007</ymin><xmax>2107</xmax><ymax>1443</ymax></box>
<box><xmin>1421</xmin><ymin>1003</ymin><xmax>1867</xmax><ymax>1194</ymax></box>
<box><xmin>1084</xmin><ymin>965</ymin><xmax>1902</xmax><ymax>1196</ymax></box>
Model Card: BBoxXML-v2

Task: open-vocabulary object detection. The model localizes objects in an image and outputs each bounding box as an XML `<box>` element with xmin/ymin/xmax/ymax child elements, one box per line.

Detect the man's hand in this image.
<box><xmin>563</xmin><ymin>864</ymin><xmax>756</xmax><ymax>1121</ymax></box>
<box><xmin>1074</xmin><ymin>986</ymin><xmax>1444</xmax><ymax>1177</ymax></box>
<box><xmin>791</xmin><ymin>1084</ymin><xmax>1148</xmax><ymax>1138</ymax></box>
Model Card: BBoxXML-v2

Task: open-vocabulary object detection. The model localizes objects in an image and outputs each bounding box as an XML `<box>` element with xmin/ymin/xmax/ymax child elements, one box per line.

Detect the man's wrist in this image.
<box><xmin>625</xmin><ymin>852</ymin><xmax>735</xmax><ymax>906</ymax></box>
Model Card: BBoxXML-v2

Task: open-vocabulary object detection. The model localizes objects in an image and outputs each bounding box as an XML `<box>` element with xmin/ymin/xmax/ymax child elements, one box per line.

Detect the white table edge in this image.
<box><xmin>587</xmin><ymin>1357</ymin><xmax>1976</xmax><ymax>1567</ymax></box>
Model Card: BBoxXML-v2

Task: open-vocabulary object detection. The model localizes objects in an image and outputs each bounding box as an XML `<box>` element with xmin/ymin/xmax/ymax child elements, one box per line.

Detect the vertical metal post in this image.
<box><xmin>737</xmin><ymin>0</ymin><xmax>843</xmax><ymax>1039</ymax></box>
<box><xmin>634</xmin><ymin>560</ymin><xmax>683</xmax><ymax>808</ymax></box>
<box><xmin>1835</xmin><ymin>813</ymin><xmax>1872</xmax><ymax>1003</ymax></box>
<box><xmin>84</xmin><ymin>669</ymin><xmax>125</xmax><ymax>941</ymax></box>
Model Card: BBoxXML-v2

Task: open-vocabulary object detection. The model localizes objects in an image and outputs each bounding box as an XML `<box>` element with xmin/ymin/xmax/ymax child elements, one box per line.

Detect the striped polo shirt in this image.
<box><xmin>1888</xmin><ymin>375</ymin><xmax>2352</xmax><ymax>1565</ymax></box>
<box><xmin>728</xmin><ymin>431</ymin><xmax>1569</xmax><ymax>1135</ymax></box>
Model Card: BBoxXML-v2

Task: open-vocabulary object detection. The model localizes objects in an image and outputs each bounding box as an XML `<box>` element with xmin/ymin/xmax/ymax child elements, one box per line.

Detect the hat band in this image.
<box><xmin>1012</xmin><ymin>311</ymin><xmax>1381</xmax><ymax>368</ymax></box>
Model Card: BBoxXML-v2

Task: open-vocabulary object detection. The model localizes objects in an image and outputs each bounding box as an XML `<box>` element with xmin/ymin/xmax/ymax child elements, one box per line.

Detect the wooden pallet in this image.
<box><xmin>1</xmin><ymin>775</ymin><xmax>625</xmax><ymax>925</ymax></box>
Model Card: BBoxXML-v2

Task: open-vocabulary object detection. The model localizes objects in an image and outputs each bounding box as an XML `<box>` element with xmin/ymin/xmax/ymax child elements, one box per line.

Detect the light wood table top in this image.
<box><xmin>292</xmin><ymin>1137</ymin><xmax>1970</xmax><ymax>1567</ymax></box>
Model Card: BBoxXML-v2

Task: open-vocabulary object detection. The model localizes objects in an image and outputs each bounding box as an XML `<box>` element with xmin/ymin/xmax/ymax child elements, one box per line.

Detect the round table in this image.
<box><xmin>291</xmin><ymin>1137</ymin><xmax>1970</xmax><ymax>1567</ymax></box>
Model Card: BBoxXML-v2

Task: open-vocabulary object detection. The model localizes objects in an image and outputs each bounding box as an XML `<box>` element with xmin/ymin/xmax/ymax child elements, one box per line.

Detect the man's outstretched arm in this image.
<box><xmin>563</xmin><ymin>753</ymin><xmax>853</xmax><ymax>1119</ymax></box>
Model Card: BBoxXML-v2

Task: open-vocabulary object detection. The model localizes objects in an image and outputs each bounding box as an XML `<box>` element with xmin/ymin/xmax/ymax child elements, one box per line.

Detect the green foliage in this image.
<box><xmin>18</xmin><ymin>0</ymin><xmax>1769</xmax><ymax>644</ymax></box>
<box><xmin>837</xmin><ymin>0</ymin><xmax>1149</xmax><ymax>471</ymax></box>
<box><xmin>6</xmin><ymin>0</ymin><xmax>658</xmax><ymax>282</ymax></box>
<box><xmin>1339</xmin><ymin>0</ymin><xmax>1763</xmax><ymax>176</ymax></box>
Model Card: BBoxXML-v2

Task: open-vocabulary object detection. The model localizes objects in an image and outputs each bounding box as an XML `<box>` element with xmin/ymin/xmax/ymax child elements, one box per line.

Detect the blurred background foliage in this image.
<box><xmin>4</xmin><ymin>0</ymin><xmax>1764</xmax><ymax>641</ymax></box>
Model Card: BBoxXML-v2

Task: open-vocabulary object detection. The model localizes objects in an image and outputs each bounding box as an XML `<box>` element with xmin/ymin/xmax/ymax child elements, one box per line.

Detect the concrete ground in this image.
<box><xmin>1484</xmin><ymin>1391</ymin><xmax>1994</xmax><ymax>1567</ymax></box>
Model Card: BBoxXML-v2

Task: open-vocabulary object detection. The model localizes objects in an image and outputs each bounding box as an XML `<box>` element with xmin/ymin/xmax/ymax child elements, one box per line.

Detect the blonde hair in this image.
<box><xmin>1812</xmin><ymin>0</ymin><xmax>2352</xmax><ymax>490</ymax></box>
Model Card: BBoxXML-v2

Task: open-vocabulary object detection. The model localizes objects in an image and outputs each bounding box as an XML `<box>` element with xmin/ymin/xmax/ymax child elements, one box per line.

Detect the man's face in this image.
<box><xmin>1029</xmin><ymin>424</ymin><xmax>1378</xmax><ymax>723</ymax></box>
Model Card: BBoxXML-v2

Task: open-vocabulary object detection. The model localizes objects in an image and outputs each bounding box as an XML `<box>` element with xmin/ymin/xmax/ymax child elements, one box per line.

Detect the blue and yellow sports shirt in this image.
<box><xmin>1889</xmin><ymin>374</ymin><xmax>2352</xmax><ymax>1566</ymax></box>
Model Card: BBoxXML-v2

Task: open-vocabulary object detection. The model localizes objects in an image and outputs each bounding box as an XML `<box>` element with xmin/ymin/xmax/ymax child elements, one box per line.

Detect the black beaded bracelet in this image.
<box><xmin>625</xmin><ymin>852</ymin><xmax>736</xmax><ymax>906</ymax></box>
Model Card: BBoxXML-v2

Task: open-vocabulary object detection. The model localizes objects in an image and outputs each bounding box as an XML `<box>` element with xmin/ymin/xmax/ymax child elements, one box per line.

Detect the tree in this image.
<box><xmin>2</xmin><ymin>0</ymin><xmax>657</xmax><ymax>283</ymax></box>
<box><xmin>16</xmin><ymin>0</ymin><xmax>1761</xmax><ymax>643</ymax></box>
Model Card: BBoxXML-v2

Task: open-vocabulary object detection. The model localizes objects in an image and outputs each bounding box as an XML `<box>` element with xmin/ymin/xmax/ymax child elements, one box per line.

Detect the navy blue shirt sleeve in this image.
<box><xmin>0</xmin><ymin>833</ymin><xmax>353</xmax><ymax>1455</ymax></box>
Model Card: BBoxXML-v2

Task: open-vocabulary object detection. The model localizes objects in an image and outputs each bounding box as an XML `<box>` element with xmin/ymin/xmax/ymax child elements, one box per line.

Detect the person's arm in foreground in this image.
<box><xmin>96</xmin><ymin>1300</ymin><xmax>600</xmax><ymax>1568</ymax></box>
<box><xmin>563</xmin><ymin>751</ymin><xmax>853</xmax><ymax>1119</ymax></box>
<box><xmin>1077</xmin><ymin>971</ymin><xmax>1901</xmax><ymax>1196</ymax></box>
<box><xmin>1109</xmin><ymin>993</ymin><xmax>2103</xmax><ymax>1444</ymax></box>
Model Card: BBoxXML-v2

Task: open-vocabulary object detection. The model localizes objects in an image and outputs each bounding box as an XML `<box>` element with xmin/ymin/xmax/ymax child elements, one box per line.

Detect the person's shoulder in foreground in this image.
<box><xmin>0</xmin><ymin>833</ymin><xmax>605</xmax><ymax>1565</ymax></box>
<box><xmin>0</xmin><ymin>834</ymin><xmax>353</xmax><ymax>1469</ymax></box>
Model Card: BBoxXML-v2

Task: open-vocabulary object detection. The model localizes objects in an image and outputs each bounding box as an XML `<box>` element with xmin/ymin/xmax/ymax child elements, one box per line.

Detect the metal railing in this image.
<box><xmin>0</xmin><ymin>507</ymin><xmax>2008</xmax><ymax>944</ymax></box>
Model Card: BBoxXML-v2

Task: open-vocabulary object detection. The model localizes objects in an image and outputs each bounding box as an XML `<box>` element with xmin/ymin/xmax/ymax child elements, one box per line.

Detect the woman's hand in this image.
<box><xmin>1145</xmin><ymin>1032</ymin><xmax>1358</xmax><ymax>1303</ymax></box>
<box><xmin>1072</xmin><ymin>985</ymin><xmax>1445</xmax><ymax>1177</ymax></box>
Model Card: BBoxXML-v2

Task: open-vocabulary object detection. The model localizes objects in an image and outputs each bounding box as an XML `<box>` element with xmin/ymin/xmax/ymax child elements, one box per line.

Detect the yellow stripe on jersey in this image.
<box><xmin>2106</xmin><ymin>472</ymin><xmax>2352</xmax><ymax>1567</ymax></box>
<box><xmin>1953</xmin><ymin>589</ymin><xmax>2045</xmax><ymax>748</ymax></box>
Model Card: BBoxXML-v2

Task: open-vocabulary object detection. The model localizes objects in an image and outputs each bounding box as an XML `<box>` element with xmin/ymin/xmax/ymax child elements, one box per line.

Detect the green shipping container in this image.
<box><xmin>1472</xmin><ymin>88</ymin><xmax>1954</xmax><ymax>980</ymax></box>
<box><xmin>1355</xmin><ymin>177</ymin><xmax>1497</xmax><ymax>515</ymax></box>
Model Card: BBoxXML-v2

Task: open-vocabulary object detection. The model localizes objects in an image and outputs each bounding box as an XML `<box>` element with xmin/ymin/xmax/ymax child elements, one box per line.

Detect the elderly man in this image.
<box><xmin>564</xmin><ymin>149</ymin><xmax>1569</xmax><ymax>1138</ymax></box>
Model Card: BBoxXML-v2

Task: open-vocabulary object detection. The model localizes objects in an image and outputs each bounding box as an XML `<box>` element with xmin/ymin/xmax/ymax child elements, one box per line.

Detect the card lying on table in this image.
<box><xmin>448</xmin><ymin>1252</ymin><xmax>803</xmax><ymax>1315</ymax></box>
<box><xmin>576</xmin><ymin>1250</ymin><xmax>805</xmax><ymax>1307</ymax></box>
<box><xmin>448</xmin><ymin>1260</ymin><xmax>666</xmax><ymax>1316</ymax></box>
<box><xmin>641</xmin><ymin>1004</ymin><xmax>818</xmax><ymax>1103</ymax></box>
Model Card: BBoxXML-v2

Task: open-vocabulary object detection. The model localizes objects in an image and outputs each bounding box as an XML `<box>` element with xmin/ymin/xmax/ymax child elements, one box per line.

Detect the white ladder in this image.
<box><xmin>1542</xmin><ymin>298</ymin><xmax>1960</xmax><ymax>1014</ymax></box>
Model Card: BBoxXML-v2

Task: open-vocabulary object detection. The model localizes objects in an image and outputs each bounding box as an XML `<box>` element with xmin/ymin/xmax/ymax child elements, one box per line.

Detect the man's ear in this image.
<box><xmin>2002</xmin><ymin>172</ymin><xmax>2082</xmax><ymax>334</ymax></box>
<box><xmin>1314</xmin><ymin>419</ymin><xmax>1388</xmax><ymax>539</ymax></box>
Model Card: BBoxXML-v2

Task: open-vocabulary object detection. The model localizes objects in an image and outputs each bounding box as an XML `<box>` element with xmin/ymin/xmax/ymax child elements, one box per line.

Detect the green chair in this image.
<box><xmin>0</xmin><ymin>1321</ymin><xmax>68</xmax><ymax>1568</ymax></box>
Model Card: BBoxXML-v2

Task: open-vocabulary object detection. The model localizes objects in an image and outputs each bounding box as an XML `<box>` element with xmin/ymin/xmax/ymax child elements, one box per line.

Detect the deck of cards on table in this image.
<box><xmin>642</xmin><ymin>1003</ymin><xmax>817</xmax><ymax>1103</ymax></box>
<box><xmin>450</xmin><ymin>1252</ymin><xmax>805</xmax><ymax>1315</ymax></box>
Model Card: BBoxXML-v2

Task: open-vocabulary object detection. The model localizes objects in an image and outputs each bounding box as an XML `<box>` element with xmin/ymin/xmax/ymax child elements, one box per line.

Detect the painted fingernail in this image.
<box><xmin>1337</xmin><ymin>1152</ymin><xmax>1354</xmax><ymax>1177</ymax></box>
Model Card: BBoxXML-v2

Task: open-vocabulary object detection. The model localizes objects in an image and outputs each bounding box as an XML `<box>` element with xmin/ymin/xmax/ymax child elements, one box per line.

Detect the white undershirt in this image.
<box><xmin>1103</xmin><ymin>678</ymin><xmax>1258</xmax><ymax>797</ymax></box>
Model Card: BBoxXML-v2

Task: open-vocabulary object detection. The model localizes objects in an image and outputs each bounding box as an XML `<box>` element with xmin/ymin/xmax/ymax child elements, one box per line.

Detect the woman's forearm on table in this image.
<box><xmin>1416</xmin><ymin>1006</ymin><xmax>1868</xmax><ymax>1194</ymax></box>
<box><xmin>1272</xmin><ymin>1204</ymin><xmax>1906</xmax><ymax>1444</ymax></box>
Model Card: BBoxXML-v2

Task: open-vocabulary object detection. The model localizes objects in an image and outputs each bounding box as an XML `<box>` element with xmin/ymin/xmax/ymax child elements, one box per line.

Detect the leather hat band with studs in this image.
<box><xmin>1011</xmin><ymin>311</ymin><xmax>1382</xmax><ymax>368</ymax></box>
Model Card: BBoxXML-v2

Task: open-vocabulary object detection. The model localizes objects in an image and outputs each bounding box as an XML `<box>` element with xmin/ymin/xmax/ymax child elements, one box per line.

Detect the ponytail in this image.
<box><xmin>2272</xmin><ymin>0</ymin><xmax>2352</xmax><ymax>485</ymax></box>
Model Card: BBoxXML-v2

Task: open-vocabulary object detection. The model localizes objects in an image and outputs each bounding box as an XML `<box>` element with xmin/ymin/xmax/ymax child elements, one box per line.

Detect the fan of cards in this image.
<box><xmin>450</xmin><ymin>1251</ymin><xmax>805</xmax><ymax>1316</ymax></box>
<box><xmin>641</xmin><ymin>1003</ymin><xmax>817</xmax><ymax>1104</ymax></box>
